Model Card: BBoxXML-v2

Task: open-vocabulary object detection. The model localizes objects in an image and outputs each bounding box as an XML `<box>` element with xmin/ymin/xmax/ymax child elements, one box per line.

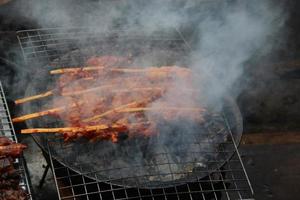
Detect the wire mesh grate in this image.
<box><xmin>0</xmin><ymin>81</ymin><xmax>33</xmax><ymax>200</ymax></box>
<box><xmin>48</xmin><ymin>149</ymin><xmax>253</xmax><ymax>200</ymax></box>
<box><xmin>16</xmin><ymin>28</ymin><xmax>254</xmax><ymax>200</ymax></box>
<box><xmin>17</xmin><ymin>27</ymin><xmax>187</xmax><ymax>67</ymax></box>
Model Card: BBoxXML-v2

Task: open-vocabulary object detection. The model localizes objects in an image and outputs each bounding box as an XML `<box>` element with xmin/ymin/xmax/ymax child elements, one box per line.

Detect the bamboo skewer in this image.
<box><xmin>117</xmin><ymin>107</ymin><xmax>206</xmax><ymax>113</ymax></box>
<box><xmin>12</xmin><ymin>107</ymin><xmax>63</xmax><ymax>123</ymax></box>
<box><xmin>62</xmin><ymin>86</ymin><xmax>164</xmax><ymax>96</ymax></box>
<box><xmin>14</xmin><ymin>90</ymin><xmax>54</xmax><ymax>105</ymax></box>
<box><xmin>61</xmin><ymin>85</ymin><xmax>113</xmax><ymax>96</ymax></box>
<box><xmin>113</xmin><ymin>87</ymin><xmax>164</xmax><ymax>93</ymax></box>
<box><xmin>14</xmin><ymin>87</ymin><xmax>197</xmax><ymax>123</ymax></box>
<box><xmin>85</xmin><ymin>106</ymin><xmax>205</xmax><ymax>123</ymax></box>
<box><xmin>21</xmin><ymin>124</ymin><xmax>126</xmax><ymax>134</ymax></box>
<box><xmin>50</xmin><ymin>66</ymin><xmax>191</xmax><ymax>75</ymax></box>
<box><xmin>15</xmin><ymin>68</ymin><xmax>192</xmax><ymax>105</ymax></box>
<box><xmin>15</xmin><ymin>85</ymin><xmax>194</xmax><ymax>104</ymax></box>
<box><xmin>14</xmin><ymin>76</ymin><xmax>102</xmax><ymax>104</ymax></box>
<box><xmin>83</xmin><ymin>95</ymin><xmax>161</xmax><ymax>123</ymax></box>
<box><xmin>83</xmin><ymin>102</ymin><xmax>138</xmax><ymax>122</ymax></box>
<box><xmin>15</xmin><ymin>63</ymin><xmax>204</xmax><ymax>143</ymax></box>
<box><xmin>50</xmin><ymin>66</ymin><xmax>152</xmax><ymax>75</ymax></box>
<box><xmin>14</xmin><ymin>86</ymin><xmax>165</xmax><ymax>104</ymax></box>
<box><xmin>50</xmin><ymin>66</ymin><xmax>106</xmax><ymax>74</ymax></box>
<box><xmin>16</xmin><ymin>65</ymin><xmax>192</xmax><ymax>105</ymax></box>
<box><xmin>12</xmin><ymin>103</ymin><xmax>81</xmax><ymax>123</ymax></box>
<box><xmin>14</xmin><ymin>71</ymin><xmax>99</xmax><ymax>105</ymax></box>
<box><xmin>19</xmin><ymin>106</ymin><xmax>204</xmax><ymax>134</ymax></box>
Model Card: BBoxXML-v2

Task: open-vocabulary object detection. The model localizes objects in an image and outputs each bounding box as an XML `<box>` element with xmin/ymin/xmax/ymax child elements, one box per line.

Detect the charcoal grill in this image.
<box><xmin>0</xmin><ymin>81</ymin><xmax>33</xmax><ymax>200</ymax></box>
<box><xmin>16</xmin><ymin>27</ymin><xmax>254</xmax><ymax>199</ymax></box>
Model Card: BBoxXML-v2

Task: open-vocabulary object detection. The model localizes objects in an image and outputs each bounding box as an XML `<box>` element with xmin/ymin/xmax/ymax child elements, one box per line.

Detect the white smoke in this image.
<box><xmin>7</xmin><ymin>0</ymin><xmax>286</xmax><ymax>184</ymax></box>
<box><xmin>8</xmin><ymin>0</ymin><xmax>285</xmax><ymax>101</ymax></box>
<box><xmin>189</xmin><ymin>1</ymin><xmax>285</xmax><ymax>100</ymax></box>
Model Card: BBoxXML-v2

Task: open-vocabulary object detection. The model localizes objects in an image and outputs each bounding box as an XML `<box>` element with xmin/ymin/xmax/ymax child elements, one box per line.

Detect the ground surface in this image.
<box><xmin>241</xmin><ymin>143</ymin><xmax>300</xmax><ymax>200</ymax></box>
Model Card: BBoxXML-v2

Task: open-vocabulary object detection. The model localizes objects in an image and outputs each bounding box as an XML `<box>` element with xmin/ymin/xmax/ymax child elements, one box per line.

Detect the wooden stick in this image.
<box><xmin>14</xmin><ymin>76</ymin><xmax>97</xmax><ymax>105</ymax></box>
<box><xmin>113</xmin><ymin>87</ymin><xmax>164</xmax><ymax>93</ymax></box>
<box><xmin>62</xmin><ymin>86</ymin><xmax>164</xmax><ymax>96</ymax></box>
<box><xmin>61</xmin><ymin>85</ymin><xmax>114</xmax><ymax>96</ymax></box>
<box><xmin>12</xmin><ymin>103</ymin><xmax>81</xmax><ymax>123</ymax></box>
<box><xmin>21</xmin><ymin>124</ymin><xmax>126</xmax><ymax>134</ymax></box>
<box><xmin>50</xmin><ymin>66</ymin><xmax>191</xmax><ymax>75</ymax></box>
<box><xmin>17</xmin><ymin>66</ymin><xmax>192</xmax><ymax>104</ymax></box>
<box><xmin>50</xmin><ymin>66</ymin><xmax>147</xmax><ymax>74</ymax></box>
<box><xmin>12</xmin><ymin>107</ymin><xmax>63</xmax><ymax>123</ymax></box>
<box><xmin>83</xmin><ymin>102</ymin><xmax>138</xmax><ymax>122</ymax></box>
<box><xmin>118</xmin><ymin>107</ymin><xmax>206</xmax><ymax>113</ymax></box>
<box><xmin>50</xmin><ymin>66</ymin><xmax>106</xmax><ymax>74</ymax></box>
<box><xmin>13</xmin><ymin>100</ymin><xmax>90</xmax><ymax>123</ymax></box>
<box><xmin>15</xmin><ymin>90</ymin><xmax>53</xmax><ymax>105</ymax></box>
<box><xmin>83</xmin><ymin>95</ymin><xmax>163</xmax><ymax>123</ymax></box>
<box><xmin>14</xmin><ymin>85</ymin><xmax>167</xmax><ymax>104</ymax></box>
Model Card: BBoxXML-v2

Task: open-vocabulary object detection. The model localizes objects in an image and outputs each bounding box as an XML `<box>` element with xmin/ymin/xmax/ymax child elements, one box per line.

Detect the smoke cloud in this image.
<box><xmin>189</xmin><ymin>1</ymin><xmax>285</xmax><ymax>100</ymax></box>
<box><xmin>8</xmin><ymin>0</ymin><xmax>286</xmax><ymax>186</ymax></box>
<box><xmin>8</xmin><ymin>0</ymin><xmax>285</xmax><ymax>102</ymax></box>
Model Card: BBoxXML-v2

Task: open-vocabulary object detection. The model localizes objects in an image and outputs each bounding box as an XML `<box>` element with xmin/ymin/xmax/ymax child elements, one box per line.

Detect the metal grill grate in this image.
<box><xmin>47</xmin><ymin>134</ymin><xmax>254</xmax><ymax>200</ymax></box>
<box><xmin>16</xmin><ymin>28</ymin><xmax>254</xmax><ymax>200</ymax></box>
<box><xmin>0</xmin><ymin>81</ymin><xmax>33</xmax><ymax>200</ymax></box>
<box><xmin>16</xmin><ymin>27</ymin><xmax>188</xmax><ymax>67</ymax></box>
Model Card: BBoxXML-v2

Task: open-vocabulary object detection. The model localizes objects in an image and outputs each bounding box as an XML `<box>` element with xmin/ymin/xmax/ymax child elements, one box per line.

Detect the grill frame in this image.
<box><xmin>16</xmin><ymin>27</ymin><xmax>254</xmax><ymax>200</ymax></box>
<box><xmin>0</xmin><ymin>81</ymin><xmax>33</xmax><ymax>200</ymax></box>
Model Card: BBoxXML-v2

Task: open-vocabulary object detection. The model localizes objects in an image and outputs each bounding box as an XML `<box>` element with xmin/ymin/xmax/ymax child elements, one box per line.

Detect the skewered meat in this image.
<box><xmin>0</xmin><ymin>136</ymin><xmax>28</xmax><ymax>200</ymax></box>
<box><xmin>0</xmin><ymin>136</ymin><xmax>12</xmax><ymax>146</ymax></box>
<box><xmin>15</xmin><ymin>66</ymin><xmax>190</xmax><ymax>104</ymax></box>
<box><xmin>0</xmin><ymin>143</ymin><xmax>27</xmax><ymax>158</ymax></box>
<box><xmin>14</xmin><ymin>55</ymin><xmax>205</xmax><ymax>143</ymax></box>
<box><xmin>0</xmin><ymin>158</ymin><xmax>15</xmax><ymax>176</ymax></box>
<box><xmin>0</xmin><ymin>178</ymin><xmax>20</xmax><ymax>189</ymax></box>
<box><xmin>0</xmin><ymin>137</ymin><xmax>27</xmax><ymax>158</ymax></box>
<box><xmin>0</xmin><ymin>188</ymin><xmax>28</xmax><ymax>200</ymax></box>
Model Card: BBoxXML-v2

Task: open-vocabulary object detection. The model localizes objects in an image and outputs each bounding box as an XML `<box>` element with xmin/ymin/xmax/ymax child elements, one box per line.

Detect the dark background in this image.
<box><xmin>0</xmin><ymin>0</ymin><xmax>299</xmax><ymax>199</ymax></box>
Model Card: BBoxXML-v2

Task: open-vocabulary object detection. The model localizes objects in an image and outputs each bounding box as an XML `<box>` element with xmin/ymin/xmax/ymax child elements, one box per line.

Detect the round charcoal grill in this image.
<box><xmin>21</xmin><ymin>39</ymin><xmax>243</xmax><ymax>189</ymax></box>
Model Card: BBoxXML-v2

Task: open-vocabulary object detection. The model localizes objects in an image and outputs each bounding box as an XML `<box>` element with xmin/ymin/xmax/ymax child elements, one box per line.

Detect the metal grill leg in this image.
<box><xmin>38</xmin><ymin>164</ymin><xmax>50</xmax><ymax>189</ymax></box>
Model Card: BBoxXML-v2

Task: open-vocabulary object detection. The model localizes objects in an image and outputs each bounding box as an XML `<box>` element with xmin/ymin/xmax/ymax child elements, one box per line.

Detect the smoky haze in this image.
<box><xmin>8</xmin><ymin>0</ymin><xmax>285</xmax><ymax>102</ymax></box>
<box><xmin>189</xmin><ymin>1</ymin><xmax>285</xmax><ymax>101</ymax></box>
<box><xmin>8</xmin><ymin>0</ymin><xmax>286</xmax><ymax>186</ymax></box>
